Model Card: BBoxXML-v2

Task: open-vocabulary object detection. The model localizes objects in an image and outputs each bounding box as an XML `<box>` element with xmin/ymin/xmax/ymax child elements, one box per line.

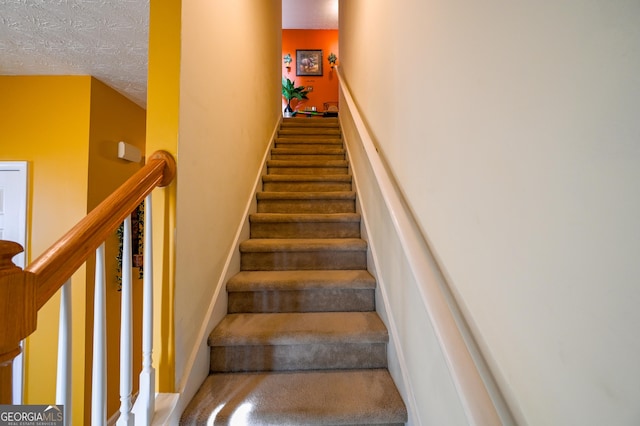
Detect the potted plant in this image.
<box><xmin>283</xmin><ymin>53</ymin><xmax>292</xmax><ymax>72</ymax></box>
<box><xmin>328</xmin><ymin>52</ymin><xmax>337</xmax><ymax>68</ymax></box>
<box><xmin>282</xmin><ymin>77</ymin><xmax>309</xmax><ymax>117</ymax></box>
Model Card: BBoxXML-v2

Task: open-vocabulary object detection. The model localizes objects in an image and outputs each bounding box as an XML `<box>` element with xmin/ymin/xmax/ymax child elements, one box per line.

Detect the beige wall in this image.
<box><xmin>174</xmin><ymin>0</ymin><xmax>282</xmax><ymax>391</ymax></box>
<box><xmin>340</xmin><ymin>0</ymin><xmax>640</xmax><ymax>424</ymax></box>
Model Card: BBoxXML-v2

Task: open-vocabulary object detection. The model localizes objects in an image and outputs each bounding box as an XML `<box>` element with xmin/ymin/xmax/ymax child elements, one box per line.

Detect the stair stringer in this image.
<box><xmin>167</xmin><ymin>117</ymin><xmax>282</xmax><ymax>424</ymax></box>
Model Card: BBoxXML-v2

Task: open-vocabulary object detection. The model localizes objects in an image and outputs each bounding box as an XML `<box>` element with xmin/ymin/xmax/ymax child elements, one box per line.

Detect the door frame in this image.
<box><xmin>0</xmin><ymin>161</ymin><xmax>29</xmax><ymax>404</ymax></box>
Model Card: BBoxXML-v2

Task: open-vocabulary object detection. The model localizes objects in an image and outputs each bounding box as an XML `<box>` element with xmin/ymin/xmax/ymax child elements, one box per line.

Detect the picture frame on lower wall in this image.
<box><xmin>296</xmin><ymin>49</ymin><xmax>323</xmax><ymax>76</ymax></box>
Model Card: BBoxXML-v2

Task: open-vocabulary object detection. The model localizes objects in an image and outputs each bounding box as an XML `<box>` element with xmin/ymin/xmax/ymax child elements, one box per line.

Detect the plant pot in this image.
<box><xmin>284</xmin><ymin>103</ymin><xmax>293</xmax><ymax>118</ymax></box>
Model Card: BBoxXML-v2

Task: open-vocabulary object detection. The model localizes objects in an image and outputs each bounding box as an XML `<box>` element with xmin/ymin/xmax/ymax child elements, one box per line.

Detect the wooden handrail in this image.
<box><xmin>0</xmin><ymin>150</ymin><xmax>175</xmax><ymax>405</ymax></box>
<box><xmin>336</xmin><ymin>67</ymin><xmax>513</xmax><ymax>424</ymax></box>
<box><xmin>27</xmin><ymin>150</ymin><xmax>176</xmax><ymax>310</ymax></box>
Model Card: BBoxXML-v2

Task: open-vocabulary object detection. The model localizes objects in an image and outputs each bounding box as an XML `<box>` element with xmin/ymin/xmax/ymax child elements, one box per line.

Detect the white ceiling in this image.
<box><xmin>0</xmin><ymin>1</ymin><xmax>337</xmax><ymax>109</ymax></box>
<box><xmin>283</xmin><ymin>0</ymin><xmax>338</xmax><ymax>30</ymax></box>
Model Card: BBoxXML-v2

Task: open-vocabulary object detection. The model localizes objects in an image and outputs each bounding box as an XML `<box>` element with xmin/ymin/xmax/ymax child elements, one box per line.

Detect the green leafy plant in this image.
<box><xmin>115</xmin><ymin>202</ymin><xmax>144</xmax><ymax>290</ymax></box>
<box><xmin>282</xmin><ymin>77</ymin><xmax>309</xmax><ymax>115</ymax></box>
<box><xmin>283</xmin><ymin>53</ymin><xmax>292</xmax><ymax>66</ymax></box>
<box><xmin>328</xmin><ymin>52</ymin><xmax>337</xmax><ymax>66</ymax></box>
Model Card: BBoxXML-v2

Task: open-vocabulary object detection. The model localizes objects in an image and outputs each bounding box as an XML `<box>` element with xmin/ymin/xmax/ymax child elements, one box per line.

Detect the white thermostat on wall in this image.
<box><xmin>118</xmin><ymin>141</ymin><xmax>142</xmax><ymax>163</ymax></box>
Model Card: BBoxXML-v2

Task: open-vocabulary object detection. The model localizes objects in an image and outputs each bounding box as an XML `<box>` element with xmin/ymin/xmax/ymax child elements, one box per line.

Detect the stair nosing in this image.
<box><xmin>256</xmin><ymin>191</ymin><xmax>355</xmax><ymax>200</ymax></box>
<box><xmin>227</xmin><ymin>270</ymin><xmax>376</xmax><ymax>291</ymax></box>
<box><xmin>239</xmin><ymin>238</ymin><xmax>367</xmax><ymax>252</ymax></box>
<box><xmin>249</xmin><ymin>212</ymin><xmax>360</xmax><ymax>223</ymax></box>
<box><xmin>267</xmin><ymin>159</ymin><xmax>348</xmax><ymax>167</ymax></box>
<box><xmin>262</xmin><ymin>174</ymin><xmax>352</xmax><ymax>182</ymax></box>
<box><xmin>208</xmin><ymin>312</ymin><xmax>388</xmax><ymax>346</ymax></box>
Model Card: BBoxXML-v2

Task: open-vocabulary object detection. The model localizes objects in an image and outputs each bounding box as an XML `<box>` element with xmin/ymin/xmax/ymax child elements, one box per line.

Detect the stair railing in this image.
<box><xmin>335</xmin><ymin>67</ymin><xmax>514</xmax><ymax>425</ymax></box>
<box><xmin>0</xmin><ymin>151</ymin><xmax>176</xmax><ymax>425</ymax></box>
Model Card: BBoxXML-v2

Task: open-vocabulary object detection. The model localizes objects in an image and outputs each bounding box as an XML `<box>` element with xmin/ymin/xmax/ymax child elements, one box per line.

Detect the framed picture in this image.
<box><xmin>296</xmin><ymin>50</ymin><xmax>323</xmax><ymax>76</ymax></box>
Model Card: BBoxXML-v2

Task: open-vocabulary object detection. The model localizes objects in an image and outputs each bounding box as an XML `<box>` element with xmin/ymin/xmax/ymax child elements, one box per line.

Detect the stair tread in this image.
<box><xmin>209</xmin><ymin>312</ymin><xmax>388</xmax><ymax>346</ymax></box>
<box><xmin>279</xmin><ymin>128</ymin><xmax>341</xmax><ymax>134</ymax></box>
<box><xmin>181</xmin><ymin>369</ymin><xmax>407</xmax><ymax>425</ymax></box>
<box><xmin>240</xmin><ymin>238</ymin><xmax>366</xmax><ymax>252</ymax></box>
<box><xmin>275</xmin><ymin>137</ymin><xmax>343</xmax><ymax>143</ymax></box>
<box><xmin>262</xmin><ymin>174</ymin><xmax>352</xmax><ymax>182</ymax></box>
<box><xmin>267</xmin><ymin>159</ymin><xmax>348</xmax><ymax>167</ymax></box>
<box><xmin>227</xmin><ymin>270</ymin><xmax>376</xmax><ymax>291</ymax></box>
<box><xmin>281</xmin><ymin>118</ymin><xmax>339</xmax><ymax>127</ymax></box>
<box><xmin>271</xmin><ymin>147</ymin><xmax>345</xmax><ymax>154</ymax></box>
<box><xmin>250</xmin><ymin>212</ymin><xmax>360</xmax><ymax>223</ymax></box>
<box><xmin>257</xmin><ymin>191</ymin><xmax>355</xmax><ymax>200</ymax></box>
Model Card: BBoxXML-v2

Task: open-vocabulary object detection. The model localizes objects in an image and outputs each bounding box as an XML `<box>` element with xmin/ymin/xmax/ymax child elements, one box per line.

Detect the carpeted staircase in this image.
<box><xmin>180</xmin><ymin>117</ymin><xmax>408</xmax><ymax>425</ymax></box>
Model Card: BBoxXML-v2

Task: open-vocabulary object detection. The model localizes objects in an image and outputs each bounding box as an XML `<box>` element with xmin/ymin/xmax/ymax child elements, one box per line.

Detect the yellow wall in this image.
<box><xmin>146</xmin><ymin>0</ymin><xmax>181</xmax><ymax>392</ymax></box>
<box><xmin>0</xmin><ymin>75</ymin><xmax>92</xmax><ymax>426</ymax></box>
<box><xmin>0</xmin><ymin>75</ymin><xmax>147</xmax><ymax>425</ymax></box>
<box><xmin>85</xmin><ymin>77</ymin><xmax>147</xmax><ymax>422</ymax></box>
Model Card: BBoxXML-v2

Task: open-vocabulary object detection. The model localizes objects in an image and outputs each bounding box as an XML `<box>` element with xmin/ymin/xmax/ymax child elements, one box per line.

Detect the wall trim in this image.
<box><xmin>336</xmin><ymin>66</ymin><xmax>514</xmax><ymax>425</ymax></box>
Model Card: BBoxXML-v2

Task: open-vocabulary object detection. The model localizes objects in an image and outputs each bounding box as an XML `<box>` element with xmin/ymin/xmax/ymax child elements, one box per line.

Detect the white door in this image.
<box><xmin>0</xmin><ymin>161</ymin><xmax>28</xmax><ymax>404</ymax></box>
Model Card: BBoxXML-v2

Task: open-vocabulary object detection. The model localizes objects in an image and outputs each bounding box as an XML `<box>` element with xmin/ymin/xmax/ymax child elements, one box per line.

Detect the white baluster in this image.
<box><xmin>117</xmin><ymin>216</ymin><xmax>134</xmax><ymax>425</ymax></box>
<box><xmin>56</xmin><ymin>280</ymin><xmax>72</xmax><ymax>426</ymax></box>
<box><xmin>92</xmin><ymin>243</ymin><xmax>107</xmax><ymax>425</ymax></box>
<box><xmin>136</xmin><ymin>194</ymin><xmax>155</xmax><ymax>425</ymax></box>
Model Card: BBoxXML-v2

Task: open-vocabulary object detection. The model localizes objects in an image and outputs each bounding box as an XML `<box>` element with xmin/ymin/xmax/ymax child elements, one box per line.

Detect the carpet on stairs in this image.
<box><xmin>180</xmin><ymin>117</ymin><xmax>407</xmax><ymax>425</ymax></box>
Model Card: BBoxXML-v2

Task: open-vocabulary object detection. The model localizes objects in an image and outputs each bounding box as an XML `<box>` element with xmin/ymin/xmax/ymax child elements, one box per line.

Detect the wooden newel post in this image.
<box><xmin>0</xmin><ymin>241</ymin><xmax>37</xmax><ymax>404</ymax></box>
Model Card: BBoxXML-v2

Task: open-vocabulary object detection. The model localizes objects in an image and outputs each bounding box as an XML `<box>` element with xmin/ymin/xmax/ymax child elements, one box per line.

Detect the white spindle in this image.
<box><xmin>117</xmin><ymin>216</ymin><xmax>134</xmax><ymax>425</ymax></box>
<box><xmin>56</xmin><ymin>280</ymin><xmax>72</xmax><ymax>426</ymax></box>
<box><xmin>91</xmin><ymin>243</ymin><xmax>107</xmax><ymax>425</ymax></box>
<box><xmin>136</xmin><ymin>194</ymin><xmax>156</xmax><ymax>425</ymax></box>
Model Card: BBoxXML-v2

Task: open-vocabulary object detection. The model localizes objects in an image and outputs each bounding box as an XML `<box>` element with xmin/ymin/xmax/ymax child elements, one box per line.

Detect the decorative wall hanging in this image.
<box><xmin>296</xmin><ymin>49</ymin><xmax>323</xmax><ymax>76</ymax></box>
<box><xmin>115</xmin><ymin>201</ymin><xmax>144</xmax><ymax>289</ymax></box>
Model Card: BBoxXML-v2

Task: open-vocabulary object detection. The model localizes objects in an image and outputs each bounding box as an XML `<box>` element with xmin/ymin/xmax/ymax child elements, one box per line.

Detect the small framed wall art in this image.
<box><xmin>296</xmin><ymin>49</ymin><xmax>323</xmax><ymax>76</ymax></box>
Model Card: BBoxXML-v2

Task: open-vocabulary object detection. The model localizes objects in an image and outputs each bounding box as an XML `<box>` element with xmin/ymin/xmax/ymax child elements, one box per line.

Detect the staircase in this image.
<box><xmin>180</xmin><ymin>117</ymin><xmax>407</xmax><ymax>425</ymax></box>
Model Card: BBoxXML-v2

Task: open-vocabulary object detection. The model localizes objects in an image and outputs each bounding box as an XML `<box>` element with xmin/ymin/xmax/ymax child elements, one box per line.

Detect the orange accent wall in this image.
<box><xmin>282</xmin><ymin>29</ymin><xmax>339</xmax><ymax>112</ymax></box>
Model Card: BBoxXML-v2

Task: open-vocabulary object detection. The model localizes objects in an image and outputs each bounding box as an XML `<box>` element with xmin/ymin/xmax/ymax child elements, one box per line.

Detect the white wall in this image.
<box><xmin>175</xmin><ymin>0</ymin><xmax>281</xmax><ymax>391</ymax></box>
<box><xmin>340</xmin><ymin>0</ymin><xmax>640</xmax><ymax>424</ymax></box>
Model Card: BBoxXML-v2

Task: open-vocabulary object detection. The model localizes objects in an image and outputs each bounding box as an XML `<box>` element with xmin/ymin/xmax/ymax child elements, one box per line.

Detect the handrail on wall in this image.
<box><xmin>335</xmin><ymin>67</ymin><xmax>513</xmax><ymax>425</ymax></box>
<box><xmin>0</xmin><ymin>150</ymin><xmax>176</xmax><ymax>405</ymax></box>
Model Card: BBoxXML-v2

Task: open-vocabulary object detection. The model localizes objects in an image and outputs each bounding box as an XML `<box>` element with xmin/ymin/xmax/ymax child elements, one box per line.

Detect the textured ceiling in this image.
<box><xmin>0</xmin><ymin>0</ymin><xmax>150</xmax><ymax>107</ymax></box>
<box><xmin>0</xmin><ymin>1</ymin><xmax>336</xmax><ymax>109</ymax></box>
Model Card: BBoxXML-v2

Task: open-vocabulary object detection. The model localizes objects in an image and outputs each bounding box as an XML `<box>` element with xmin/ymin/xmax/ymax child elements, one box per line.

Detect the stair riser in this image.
<box><xmin>241</xmin><ymin>250</ymin><xmax>367</xmax><ymax>271</ymax></box>
<box><xmin>281</xmin><ymin>120</ymin><xmax>339</xmax><ymax>128</ymax></box>
<box><xmin>228</xmin><ymin>289</ymin><xmax>375</xmax><ymax>313</ymax></box>
<box><xmin>271</xmin><ymin>154</ymin><xmax>345</xmax><ymax>161</ymax></box>
<box><xmin>275</xmin><ymin>142</ymin><xmax>343</xmax><ymax>150</ymax></box>
<box><xmin>268</xmin><ymin>166</ymin><xmax>349</xmax><ymax>175</ymax></box>
<box><xmin>250</xmin><ymin>221</ymin><xmax>360</xmax><ymax>239</ymax></box>
<box><xmin>262</xmin><ymin>181</ymin><xmax>352</xmax><ymax>192</ymax></box>
<box><xmin>279</xmin><ymin>129</ymin><xmax>341</xmax><ymax>137</ymax></box>
<box><xmin>257</xmin><ymin>199</ymin><xmax>355</xmax><ymax>214</ymax></box>
<box><xmin>210</xmin><ymin>342</ymin><xmax>387</xmax><ymax>373</ymax></box>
